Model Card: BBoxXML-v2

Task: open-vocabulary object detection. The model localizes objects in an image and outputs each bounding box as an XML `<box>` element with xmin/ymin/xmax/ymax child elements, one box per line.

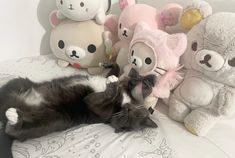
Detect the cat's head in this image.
<box><xmin>110</xmin><ymin>103</ymin><xmax>158</xmax><ymax>133</ymax></box>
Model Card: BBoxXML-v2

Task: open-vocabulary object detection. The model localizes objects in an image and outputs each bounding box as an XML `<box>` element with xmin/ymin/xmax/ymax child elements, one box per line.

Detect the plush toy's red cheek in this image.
<box><xmin>72</xmin><ymin>63</ymin><xmax>81</xmax><ymax>69</ymax></box>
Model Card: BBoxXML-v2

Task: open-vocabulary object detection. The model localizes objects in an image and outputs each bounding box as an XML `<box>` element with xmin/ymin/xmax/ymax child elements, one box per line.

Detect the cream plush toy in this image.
<box><xmin>49</xmin><ymin>11</ymin><xmax>114</xmax><ymax>74</ymax></box>
<box><xmin>121</xmin><ymin>22</ymin><xmax>187</xmax><ymax>111</ymax></box>
<box><xmin>55</xmin><ymin>0</ymin><xmax>112</xmax><ymax>24</ymax></box>
<box><xmin>169</xmin><ymin>12</ymin><xmax>235</xmax><ymax>136</ymax></box>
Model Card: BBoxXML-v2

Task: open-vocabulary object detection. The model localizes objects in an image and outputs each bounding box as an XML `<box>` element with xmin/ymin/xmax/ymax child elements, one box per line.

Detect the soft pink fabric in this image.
<box><xmin>128</xmin><ymin>22</ymin><xmax>187</xmax><ymax>98</ymax></box>
<box><xmin>111</xmin><ymin>0</ymin><xmax>183</xmax><ymax>57</ymax></box>
<box><xmin>49</xmin><ymin>10</ymin><xmax>63</xmax><ymax>28</ymax></box>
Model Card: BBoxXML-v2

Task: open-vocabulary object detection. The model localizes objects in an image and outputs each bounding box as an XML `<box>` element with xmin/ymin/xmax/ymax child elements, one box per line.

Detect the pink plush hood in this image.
<box><xmin>128</xmin><ymin>22</ymin><xmax>187</xmax><ymax>98</ymax></box>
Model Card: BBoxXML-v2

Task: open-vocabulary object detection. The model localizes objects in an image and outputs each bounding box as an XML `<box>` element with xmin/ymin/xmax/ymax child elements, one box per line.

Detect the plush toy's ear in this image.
<box><xmin>167</xmin><ymin>33</ymin><xmax>187</xmax><ymax>56</ymax></box>
<box><xmin>119</xmin><ymin>0</ymin><xmax>136</xmax><ymax>10</ymax></box>
<box><xmin>49</xmin><ymin>10</ymin><xmax>63</xmax><ymax>28</ymax></box>
<box><xmin>105</xmin><ymin>14</ymin><xmax>119</xmax><ymax>35</ymax></box>
<box><xmin>160</xmin><ymin>3</ymin><xmax>183</xmax><ymax>28</ymax></box>
<box><xmin>180</xmin><ymin>0</ymin><xmax>212</xmax><ymax>29</ymax></box>
<box><xmin>134</xmin><ymin>21</ymin><xmax>150</xmax><ymax>34</ymax></box>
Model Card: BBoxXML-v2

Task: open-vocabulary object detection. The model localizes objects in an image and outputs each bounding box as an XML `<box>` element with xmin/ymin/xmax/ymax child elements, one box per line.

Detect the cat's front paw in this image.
<box><xmin>5</xmin><ymin>108</ymin><xmax>19</xmax><ymax>125</ymax></box>
<box><xmin>107</xmin><ymin>75</ymin><xmax>119</xmax><ymax>84</ymax></box>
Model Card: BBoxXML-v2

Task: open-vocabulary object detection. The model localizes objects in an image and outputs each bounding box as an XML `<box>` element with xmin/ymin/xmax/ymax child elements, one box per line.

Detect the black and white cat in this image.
<box><xmin>0</xmin><ymin>72</ymin><xmax>157</xmax><ymax>141</ymax></box>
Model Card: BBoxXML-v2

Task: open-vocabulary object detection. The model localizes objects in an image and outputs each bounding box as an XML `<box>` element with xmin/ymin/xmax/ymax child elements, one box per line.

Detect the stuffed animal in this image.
<box><xmin>106</xmin><ymin>0</ymin><xmax>183</xmax><ymax>73</ymax></box>
<box><xmin>49</xmin><ymin>10</ymin><xmax>115</xmax><ymax>74</ymax></box>
<box><xmin>121</xmin><ymin>22</ymin><xmax>187</xmax><ymax>110</ymax></box>
<box><xmin>55</xmin><ymin>0</ymin><xmax>112</xmax><ymax>24</ymax></box>
<box><xmin>167</xmin><ymin>0</ymin><xmax>212</xmax><ymax>33</ymax></box>
<box><xmin>169</xmin><ymin>12</ymin><xmax>235</xmax><ymax>136</ymax></box>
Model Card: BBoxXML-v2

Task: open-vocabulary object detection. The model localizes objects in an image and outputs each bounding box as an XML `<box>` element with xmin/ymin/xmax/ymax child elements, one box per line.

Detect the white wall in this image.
<box><xmin>1</xmin><ymin>0</ymin><xmax>235</xmax><ymax>61</ymax></box>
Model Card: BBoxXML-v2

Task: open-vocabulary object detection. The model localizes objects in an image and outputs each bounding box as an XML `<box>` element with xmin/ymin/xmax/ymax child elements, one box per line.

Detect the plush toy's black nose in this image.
<box><xmin>70</xmin><ymin>50</ymin><xmax>79</xmax><ymax>58</ymax></box>
<box><xmin>132</xmin><ymin>59</ymin><xmax>137</xmax><ymax>66</ymax></box>
<box><xmin>72</xmin><ymin>50</ymin><xmax>76</xmax><ymax>55</ymax></box>
<box><xmin>69</xmin><ymin>4</ymin><xmax>74</xmax><ymax>10</ymax></box>
<box><xmin>200</xmin><ymin>54</ymin><xmax>212</xmax><ymax>67</ymax></box>
<box><xmin>122</xmin><ymin>30</ymin><xmax>128</xmax><ymax>37</ymax></box>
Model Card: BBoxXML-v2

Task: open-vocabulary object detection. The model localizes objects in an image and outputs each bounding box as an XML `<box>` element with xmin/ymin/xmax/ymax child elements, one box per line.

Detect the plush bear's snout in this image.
<box><xmin>195</xmin><ymin>49</ymin><xmax>224</xmax><ymax>71</ymax></box>
<box><xmin>118</xmin><ymin>28</ymin><xmax>133</xmax><ymax>40</ymax></box>
<box><xmin>66</xmin><ymin>46</ymin><xmax>86</xmax><ymax>60</ymax></box>
<box><xmin>131</xmin><ymin>56</ymin><xmax>142</xmax><ymax>68</ymax></box>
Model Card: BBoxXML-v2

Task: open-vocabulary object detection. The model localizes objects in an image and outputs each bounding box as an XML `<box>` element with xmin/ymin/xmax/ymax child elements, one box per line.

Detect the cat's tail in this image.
<box><xmin>99</xmin><ymin>62</ymin><xmax>120</xmax><ymax>77</ymax></box>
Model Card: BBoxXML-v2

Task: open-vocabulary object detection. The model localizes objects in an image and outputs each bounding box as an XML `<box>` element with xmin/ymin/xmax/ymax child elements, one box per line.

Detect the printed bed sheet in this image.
<box><xmin>0</xmin><ymin>55</ymin><xmax>234</xmax><ymax>158</ymax></box>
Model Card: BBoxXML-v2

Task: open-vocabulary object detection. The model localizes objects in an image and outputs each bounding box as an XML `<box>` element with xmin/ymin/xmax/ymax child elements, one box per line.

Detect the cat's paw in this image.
<box><xmin>5</xmin><ymin>108</ymin><xmax>19</xmax><ymax>125</ymax></box>
<box><xmin>107</xmin><ymin>75</ymin><xmax>119</xmax><ymax>84</ymax></box>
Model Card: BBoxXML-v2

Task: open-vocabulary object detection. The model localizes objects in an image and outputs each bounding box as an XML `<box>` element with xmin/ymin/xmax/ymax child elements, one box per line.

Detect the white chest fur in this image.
<box><xmin>69</xmin><ymin>76</ymin><xmax>108</xmax><ymax>93</ymax></box>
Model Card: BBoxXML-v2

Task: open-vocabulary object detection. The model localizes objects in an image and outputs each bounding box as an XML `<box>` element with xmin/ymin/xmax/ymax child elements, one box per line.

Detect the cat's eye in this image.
<box><xmin>131</xmin><ymin>50</ymin><xmax>134</xmax><ymax>56</ymax></box>
<box><xmin>60</xmin><ymin>0</ymin><xmax>63</xmax><ymax>5</ymax></box>
<box><xmin>228</xmin><ymin>58</ymin><xmax>235</xmax><ymax>67</ymax></box>
<box><xmin>119</xmin><ymin>23</ymin><xmax>122</xmax><ymax>29</ymax></box>
<box><xmin>80</xmin><ymin>2</ymin><xmax>84</xmax><ymax>7</ymax></box>
<box><xmin>58</xmin><ymin>40</ymin><xmax>65</xmax><ymax>49</ymax></box>
<box><xmin>192</xmin><ymin>42</ymin><xmax>198</xmax><ymax>51</ymax></box>
<box><xmin>87</xmin><ymin>44</ymin><xmax>96</xmax><ymax>53</ymax></box>
<box><xmin>145</xmin><ymin>57</ymin><xmax>152</xmax><ymax>65</ymax></box>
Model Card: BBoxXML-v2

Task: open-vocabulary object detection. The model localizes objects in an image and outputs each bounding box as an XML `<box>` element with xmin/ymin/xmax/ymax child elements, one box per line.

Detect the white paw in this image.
<box><xmin>5</xmin><ymin>108</ymin><xmax>19</xmax><ymax>125</ymax></box>
<box><xmin>107</xmin><ymin>75</ymin><xmax>119</xmax><ymax>84</ymax></box>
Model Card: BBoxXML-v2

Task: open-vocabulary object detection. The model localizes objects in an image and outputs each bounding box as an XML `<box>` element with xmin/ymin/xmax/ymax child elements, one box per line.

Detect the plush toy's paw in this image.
<box><xmin>6</xmin><ymin>108</ymin><xmax>19</xmax><ymax>125</ymax></box>
<box><xmin>107</xmin><ymin>75</ymin><xmax>119</xmax><ymax>84</ymax></box>
<box><xmin>58</xmin><ymin>60</ymin><xmax>69</xmax><ymax>68</ymax></box>
<box><xmin>56</xmin><ymin>10</ymin><xmax>66</xmax><ymax>20</ymax></box>
<box><xmin>218</xmin><ymin>88</ymin><xmax>235</xmax><ymax>116</ymax></box>
<box><xmin>95</xmin><ymin>11</ymin><xmax>106</xmax><ymax>25</ymax></box>
<box><xmin>184</xmin><ymin>109</ymin><xmax>219</xmax><ymax>136</ymax></box>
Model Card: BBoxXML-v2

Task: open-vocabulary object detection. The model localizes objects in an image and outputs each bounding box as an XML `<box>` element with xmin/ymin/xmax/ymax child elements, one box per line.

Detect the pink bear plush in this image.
<box><xmin>122</xmin><ymin>22</ymin><xmax>187</xmax><ymax>109</ymax></box>
<box><xmin>106</xmin><ymin>0</ymin><xmax>183</xmax><ymax>73</ymax></box>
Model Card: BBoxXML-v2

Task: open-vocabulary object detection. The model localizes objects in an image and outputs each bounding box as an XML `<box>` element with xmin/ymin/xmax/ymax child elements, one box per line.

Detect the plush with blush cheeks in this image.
<box><xmin>55</xmin><ymin>0</ymin><xmax>112</xmax><ymax>25</ymax></box>
<box><xmin>169</xmin><ymin>10</ymin><xmax>235</xmax><ymax>136</ymax></box>
<box><xmin>107</xmin><ymin>0</ymin><xmax>183</xmax><ymax>73</ymax></box>
<box><xmin>49</xmin><ymin>10</ymin><xmax>115</xmax><ymax>75</ymax></box>
<box><xmin>121</xmin><ymin>22</ymin><xmax>187</xmax><ymax>110</ymax></box>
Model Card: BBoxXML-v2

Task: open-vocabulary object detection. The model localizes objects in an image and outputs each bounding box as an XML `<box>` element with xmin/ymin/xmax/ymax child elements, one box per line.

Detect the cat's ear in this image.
<box><xmin>142</xmin><ymin>118</ymin><xmax>158</xmax><ymax>128</ymax></box>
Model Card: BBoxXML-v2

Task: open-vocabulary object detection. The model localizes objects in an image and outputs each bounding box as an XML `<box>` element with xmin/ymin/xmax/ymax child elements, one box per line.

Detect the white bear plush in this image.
<box><xmin>56</xmin><ymin>0</ymin><xmax>112</xmax><ymax>24</ymax></box>
<box><xmin>169</xmin><ymin>12</ymin><xmax>235</xmax><ymax>136</ymax></box>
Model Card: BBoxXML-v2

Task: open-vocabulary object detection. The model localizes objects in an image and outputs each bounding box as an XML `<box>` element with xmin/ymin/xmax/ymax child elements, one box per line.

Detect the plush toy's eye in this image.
<box><xmin>119</xmin><ymin>23</ymin><xmax>122</xmax><ymax>29</ymax></box>
<box><xmin>80</xmin><ymin>2</ymin><xmax>84</xmax><ymax>7</ymax></box>
<box><xmin>228</xmin><ymin>58</ymin><xmax>235</xmax><ymax>67</ymax></box>
<box><xmin>60</xmin><ymin>0</ymin><xmax>63</xmax><ymax>5</ymax></box>
<box><xmin>87</xmin><ymin>44</ymin><xmax>96</xmax><ymax>53</ymax></box>
<box><xmin>192</xmin><ymin>42</ymin><xmax>198</xmax><ymax>51</ymax></box>
<box><xmin>58</xmin><ymin>40</ymin><xmax>65</xmax><ymax>49</ymax></box>
<box><xmin>131</xmin><ymin>50</ymin><xmax>134</xmax><ymax>56</ymax></box>
<box><xmin>145</xmin><ymin>57</ymin><xmax>152</xmax><ymax>65</ymax></box>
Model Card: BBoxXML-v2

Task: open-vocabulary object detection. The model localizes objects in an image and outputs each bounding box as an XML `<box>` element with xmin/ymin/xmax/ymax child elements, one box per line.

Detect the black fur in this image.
<box><xmin>0</xmin><ymin>74</ymin><xmax>157</xmax><ymax>141</ymax></box>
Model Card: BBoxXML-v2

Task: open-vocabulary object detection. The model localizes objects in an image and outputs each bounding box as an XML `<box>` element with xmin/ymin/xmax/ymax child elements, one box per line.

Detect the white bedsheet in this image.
<box><xmin>0</xmin><ymin>55</ymin><xmax>234</xmax><ymax>158</ymax></box>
